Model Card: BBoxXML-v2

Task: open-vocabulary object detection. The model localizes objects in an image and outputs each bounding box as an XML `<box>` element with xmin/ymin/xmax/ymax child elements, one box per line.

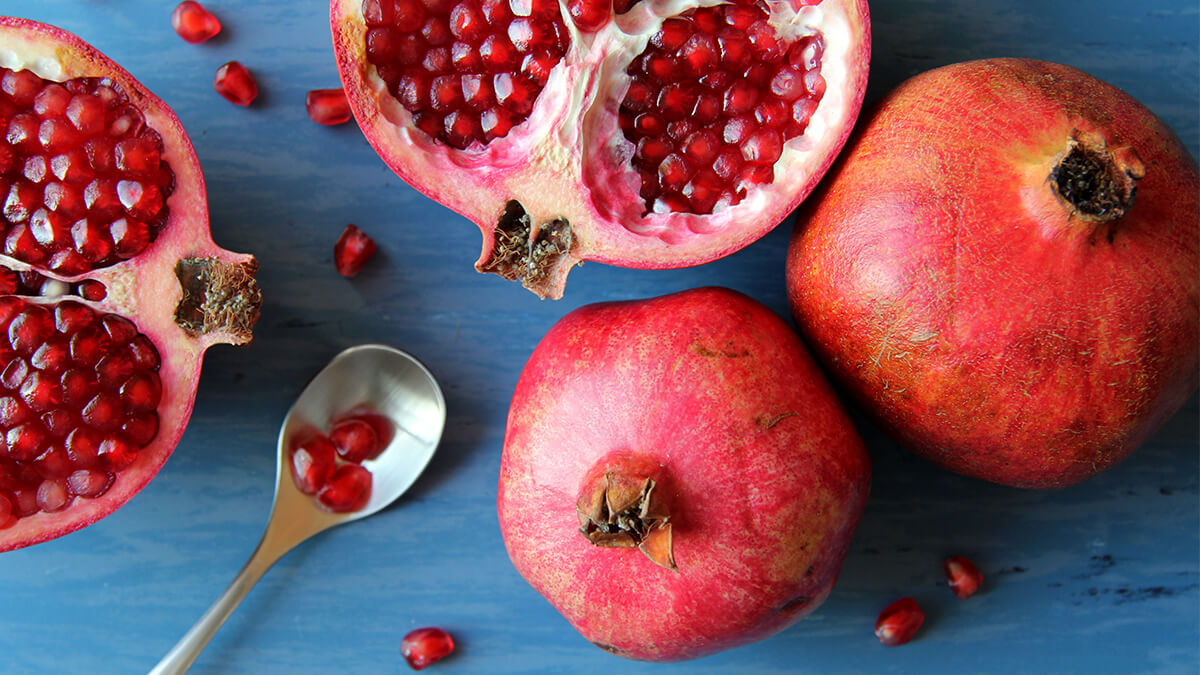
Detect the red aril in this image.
<box><xmin>171</xmin><ymin>1</ymin><xmax>222</xmax><ymax>44</ymax></box>
<box><xmin>214</xmin><ymin>61</ymin><xmax>259</xmax><ymax>106</ymax></box>
<box><xmin>334</xmin><ymin>224</ymin><xmax>376</xmax><ymax>277</ymax></box>
<box><xmin>400</xmin><ymin>626</ymin><xmax>455</xmax><ymax>670</ymax></box>
<box><xmin>787</xmin><ymin>59</ymin><xmax>1199</xmax><ymax>488</ymax></box>
<box><xmin>497</xmin><ymin>287</ymin><xmax>870</xmax><ymax>661</ymax></box>
<box><xmin>306</xmin><ymin>88</ymin><xmax>353</xmax><ymax>125</ymax></box>
<box><xmin>329</xmin><ymin>417</ymin><xmax>381</xmax><ymax>463</ymax></box>
<box><xmin>332</xmin><ymin>0</ymin><xmax>870</xmax><ymax>298</ymax></box>
<box><xmin>874</xmin><ymin>597</ymin><xmax>923</xmax><ymax>647</ymax></box>
<box><xmin>317</xmin><ymin>463</ymin><xmax>372</xmax><ymax>512</ymax></box>
<box><xmin>291</xmin><ymin>434</ymin><xmax>338</xmax><ymax>494</ymax></box>
<box><xmin>944</xmin><ymin>555</ymin><xmax>983</xmax><ymax>599</ymax></box>
<box><xmin>0</xmin><ymin>19</ymin><xmax>261</xmax><ymax>552</ymax></box>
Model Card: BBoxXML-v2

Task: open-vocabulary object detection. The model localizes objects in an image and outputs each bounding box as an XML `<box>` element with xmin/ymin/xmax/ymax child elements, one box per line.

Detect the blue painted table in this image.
<box><xmin>0</xmin><ymin>1</ymin><xmax>1195</xmax><ymax>673</ymax></box>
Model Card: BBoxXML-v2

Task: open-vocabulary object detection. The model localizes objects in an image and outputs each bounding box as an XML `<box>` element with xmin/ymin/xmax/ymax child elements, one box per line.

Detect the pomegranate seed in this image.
<box><xmin>123</xmin><ymin>414</ymin><xmax>158</xmax><ymax>446</ymax></box>
<box><xmin>330</xmin><ymin>418</ymin><xmax>381</xmax><ymax>463</ymax></box>
<box><xmin>334</xmin><ymin>224</ymin><xmax>377</xmax><ymax>277</ymax></box>
<box><xmin>82</xmin><ymin>392</ymin><xmax>122</xmax><ymax>430</ymax></box>
<box><xmin>0</xmin><ymin>397</ymin><xmax>31</xmax><ymax>427</ymax></box>
<box><xmin>10</xmin><ymin>488</ymin><xmax>37</xmax><ymax>516</ymax></box>
<box><xmin>34</xmin><ymin>446</ymin><xmax>72</xmax><ymax>479</ymax></box>
<box><xmin>66</xmin><ymin>94</ymin><xmax>106</xmax><ymax>135</ymax></box>
<box><xmin>78</xmin><ymin>280</ymin><xmax>108</xmax><ymax>301</ymax></box>
<box><xmin>874</xmin><ymin>597</ymin><xmax>924</xmax><ymax>647</ymax></box>
<box><xmin>7</xmin><ymin>423</ymin><xmax>48</xmax><ymax>461</ymax></box>
<box><xmin>306</xmin><ymin>89</ymin><xmax>352</xmax><ymax>125</ymax></box>
<box><xmin>291</xmin><ymin>435</ymin><xmax>337</xmax><ymax>494</ymax></box>
<box><xmin>99</xmin><ymin>435</ymin><xmax>138</xmax><ymax>471</ymax></box>
<box><xmin>317</xmin><ymin>464</ymin><xmax>372</xmax><ymax>512</ymax></box>
<box><xmin>567</xmin><ymin>0</ymin><xmax>609</xmax><ymax>31</ymax></box>
<box><xmin>0</xmin><ymin>493</ymin><xmax>14</xmax><ymax>529</ymax></box>
<box><xmin>944</xmin><ymin>556</ymin><xmax>984</xmax><ymax>599</ymax></box>
<box><xmin>35</xmin><ymin>478</ymin><xmax>71</xmax><ymax>513</ymax></box>
<box><xmin>67</xmin><ymin>468</ymin><xmax>112</xmax><ymax>498</ymax></box>
<box><xmin>65</xmin><ymin>427</ymin><xmax>101</xmax><ymax>468</ymax></box>
<box><xmin>172</xmin><ymin>1</ymin><xmax>222</xmax><ymax>43</ymax></box>
<box><xmin>214</xmin><ymin>61</ymin><xmax>258</xmax><ymax>106</ymax></box>
<box><xmin>401</xmin><ymin>627</ymin><xmax>456</xmax><ymax>670</ymax></box>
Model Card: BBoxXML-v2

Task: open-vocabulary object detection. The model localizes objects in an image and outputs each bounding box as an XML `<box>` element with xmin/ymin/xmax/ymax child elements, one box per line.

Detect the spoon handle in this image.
<box><xmin>148</xmin><ymin>521</ymin><xmax>302</xmax><ymax>675</ymax></box>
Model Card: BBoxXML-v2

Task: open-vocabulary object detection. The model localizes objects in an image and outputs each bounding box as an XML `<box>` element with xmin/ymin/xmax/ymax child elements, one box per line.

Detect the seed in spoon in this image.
<box><xmin>317</xmin><ymin>464</ymin><xmax>372</xmax><ymax>512</ymax></box>
<box><xmin>329</xmin><ymin>417</ymin><xmax>381</xmax><ymax>463</ymax></box>
<box><xmin>290</xmin><ymin>434</ymin><xmax>336</xmax><ymax>495</ymax></box>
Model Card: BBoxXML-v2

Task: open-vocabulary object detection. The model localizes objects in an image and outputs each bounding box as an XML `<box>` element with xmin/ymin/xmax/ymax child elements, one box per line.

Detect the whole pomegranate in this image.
<box><xmin>497</xmin><ymin>287</ymin><xmax>870</xmax><ymax>661</ymax></box>
<box><xmin>0</xmin><ymin>18</ymin><xmax>261</xmax><ymax>550</ymax></box>
<box><xmin>331</xmin><ymin>0</ymin><xmax>870</xmax><ymax>298</ymax></box>
<box><xmin>786</xmin><ymin>58</ymin><xmax>1199</xmax><ymax>489</ymax></box>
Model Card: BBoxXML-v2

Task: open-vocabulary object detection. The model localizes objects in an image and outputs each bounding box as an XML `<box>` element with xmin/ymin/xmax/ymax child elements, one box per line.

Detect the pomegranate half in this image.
<box><xmin>498</xmin><ymin>287</ymin><xmax>870</xmax><ymax>660</ymax></box>
<box><xmin>332</xmin><ymin>0</ymin><xmax>870</xmax><ymax>298</ymax></box>
<box><xmin>0</xmin><ymin>18</ymin><xmax>261</xmax><ymax>550</ymax></box>
<box><xmin>786</xmin><ymin>59</ymin><xmax>1199</xmax><ymax>489</ymax></box>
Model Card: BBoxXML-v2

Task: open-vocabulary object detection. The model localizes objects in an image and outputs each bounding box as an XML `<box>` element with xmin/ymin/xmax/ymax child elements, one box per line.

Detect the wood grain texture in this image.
<box><xmin>0</xmin><ymin>0</ymin><xmax>1195</xmax><ymax>673</ymax></box>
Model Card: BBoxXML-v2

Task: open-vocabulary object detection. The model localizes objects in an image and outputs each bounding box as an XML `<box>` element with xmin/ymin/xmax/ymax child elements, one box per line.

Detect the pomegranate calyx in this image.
<box><xmin>173</xmin><ymin>257</ymin><xmax>262</xmax><ymax>343</ymax></box>
<box><xmin>476</xmin><ymin>201</ymin><xmax>576</xmax><ymax>299</ymax></box>
<box><xmin>1050</xmin><ymin>132</ymin><xmax>1145</xmax><ymax>224</ymax></box>
<box><xmin>577</xmin><ymin>470</ymin><xmax>675</xmax><ymax>571</ymax></box>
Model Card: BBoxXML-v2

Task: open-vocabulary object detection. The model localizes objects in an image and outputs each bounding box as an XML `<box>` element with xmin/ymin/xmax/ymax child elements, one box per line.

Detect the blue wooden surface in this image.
<box><xmin>0</xmin><ymin>1</ymin><xmax>1195</xmax><ymax>673</ymax></box>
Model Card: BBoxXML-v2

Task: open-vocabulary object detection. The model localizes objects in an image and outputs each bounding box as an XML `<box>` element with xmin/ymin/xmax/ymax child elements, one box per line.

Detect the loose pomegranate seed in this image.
<box><xmin>334</xmin><ymin>224</ymin><xmax>377</xmax><ymax>277</ymax></box>
<box><xmin>317</xmin><ymin>464</ymin><xmax>372</xmax><ymax>512</ymax></box>
<box><xmin>214</xmin><ymin>62</ymin><xmax>259</xmax><ymax>106</ymax></box>
<box><xmin>944</xmin><ymin>556</ymin><xmax>983</xmax><ymax>599</ymax></box>
<box><xmin>401</xmin><ymin>627</ymin><xmax>455</xmax><ymax>670</ymax></box>
<box><xmin>172</xmin><ymin>1</ymin><xmax>222</xmax><ymax>44</ymax></box>
<box><xmin>874</xmin><ymin>597</ymin><xmax>924</xmax><ymax>647</ymax></box>
<box><xmin>330</xmin><ymin>418</ymin><xmax>381</xmax><ymax>463</ymax></box>
<box><xmin>0</xmin><ymin>68</ymin><xmax>174</xmax><ymax>272</ymax></box>
<box><xmin>291</xmin><ymin>434</ymin><xmax>337</xmax><ymax>495</ymax></box>
<box><xmin>305</xmin><ymin>89</ymin><xmax>352</xmax><ymax>125</ymax></box>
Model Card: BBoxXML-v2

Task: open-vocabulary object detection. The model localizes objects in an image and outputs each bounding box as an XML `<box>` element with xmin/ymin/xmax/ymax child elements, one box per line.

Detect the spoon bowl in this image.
<box><xmin>274</xmin><ymin>344</ymin><xmax>446</xmax><ymax>531</ymax></box>
<box><xmin>150</xmin><ymin>344</ymin><xmax>446</xmax><ymax>674</ymax></box>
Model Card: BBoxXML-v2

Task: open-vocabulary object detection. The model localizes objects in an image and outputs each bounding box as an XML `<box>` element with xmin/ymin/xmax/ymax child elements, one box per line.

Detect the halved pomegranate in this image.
<box><xmin>331</xmin><ymin>0</ymin><xmax>870</xmax><ymax>298</ymax></box>
<box><xmin>0</xmin><ymin>18</ymin><xmax>261</xmax><ymax>551</ymax></box>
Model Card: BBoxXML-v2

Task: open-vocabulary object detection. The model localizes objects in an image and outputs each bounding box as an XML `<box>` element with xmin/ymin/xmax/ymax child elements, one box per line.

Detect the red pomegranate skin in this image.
<box><xmin>786</xmin><ymin>58</ymin><xmax>1199</xmax><ymax>489</ymax></box>
<box><xmin>497</xmin><ymin>287</ymin><xmax>871</xmax><ymax>661</ymax></box>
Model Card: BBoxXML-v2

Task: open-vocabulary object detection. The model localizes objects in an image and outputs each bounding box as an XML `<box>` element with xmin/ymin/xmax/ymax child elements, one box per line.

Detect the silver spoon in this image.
<box><xmin>149</xmin><ymin>344</ymin><xmax>447</xmax><ymax>674</ymax></box>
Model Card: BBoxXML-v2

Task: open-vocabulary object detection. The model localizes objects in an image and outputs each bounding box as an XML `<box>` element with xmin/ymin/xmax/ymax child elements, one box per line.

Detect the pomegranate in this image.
<box><xmin>874</xmin><ymin>597</ymin><xmax>923</xmax><ymax>647</ymax></box>
<box><xmin>497</xmin><ymin>287</ymin><xmax>870</xmax><ymax>661</ymax></box>
<box><xmin>786</xmin><ymin>58</ymin><xmax>1199</xmax><ymax>488</ymax></box>
<box><xmin>331</xmin><ymin>0</ymin><xmax>870</xmax><ymax>298</ymax></box>
<box><xmin>0</xmin><ymin>18</ymin><xmax>261</xmax><ymax>551</ymax></box>
<box><xmin>401</xmin><ymin>626</ymin><xmax>456</xmax><ymax>670</ymax></box>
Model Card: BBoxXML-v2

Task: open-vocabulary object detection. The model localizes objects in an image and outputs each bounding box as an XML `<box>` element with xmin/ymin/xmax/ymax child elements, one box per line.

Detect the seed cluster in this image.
<box><xmin>362</xmin><ymin>0</ymin><xmax>570</xmax><ymax>149</ymax></box>
<box><xmin>0</xmin><ymin>298</ymin><xmax>162</xmax><ymax>526</ymax></box>
<box><xmin>0</xmin><ymin>68</ymin><xmax>176</xmax><ymax>276</ymax></box>
<box><xmin>620</xmin><ymin>4</ymin><xmax>826</xmax><ymax>214</ymax></box>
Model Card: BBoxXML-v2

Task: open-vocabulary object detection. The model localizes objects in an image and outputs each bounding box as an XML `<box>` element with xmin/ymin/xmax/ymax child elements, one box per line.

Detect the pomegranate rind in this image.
<box><xmin>786</xmin><ymin>58</ymin><xmax>1200</xmax><ymax>489</ymax></box>
<box><xmin>498</xmin><ymin>287</ymin><xmax>870</xmax><ymax>661</ymax></box>
<box><xmin>331</xmin><ymin>0</ymin><xmax>870</xmax><ymax>299</ymax></box>
<box><xmin>0</xmin><ymin>17</ymin><xmax>259</xmax><ymax>551</ymax></box>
